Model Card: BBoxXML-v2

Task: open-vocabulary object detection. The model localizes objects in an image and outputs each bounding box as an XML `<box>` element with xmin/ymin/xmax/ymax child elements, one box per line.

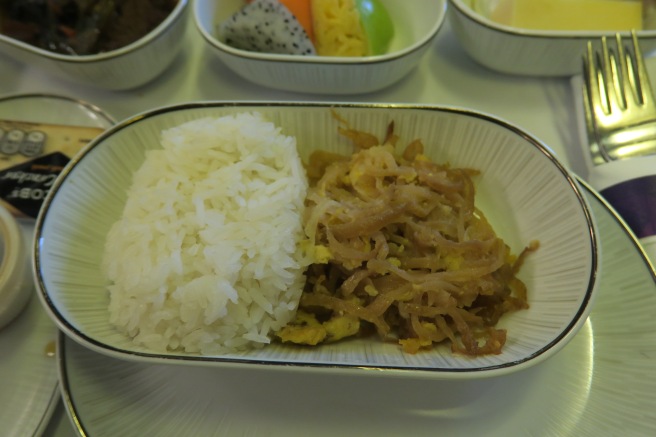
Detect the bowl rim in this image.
<box><xmin>33</xmin><ymin>101</ymin><xmax>599</xmax><ymax>379</ymax></box>
<box><xmin>0</xmin><ymin>203</ymin><xmax>26</xmax><ymax>306</ymax></box>
<box><xmin>448</xmin><ymin>0</ymin><xmax>656</xmax><ymax>40</ymax></box>
<box><xmin>194</xmin><ymin>0</ymin><xmax>446</xmax><ymax>65</ymax></box>
<box><xmin>0</xmin><ymin>92</ymin><xmax>117</xmax><ymax>123</ymax></box>
<box><xmin>0</xmin><ymin>0</ymin><xmax>188</xmax><ymax>63</ymax></box>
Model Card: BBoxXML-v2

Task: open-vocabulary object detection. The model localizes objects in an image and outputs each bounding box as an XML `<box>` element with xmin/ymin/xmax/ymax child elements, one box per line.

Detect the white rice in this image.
<box><xmin>102</xmin><ymin>112</ymin><xmax>310</xmax><ymax>354</ymax></box>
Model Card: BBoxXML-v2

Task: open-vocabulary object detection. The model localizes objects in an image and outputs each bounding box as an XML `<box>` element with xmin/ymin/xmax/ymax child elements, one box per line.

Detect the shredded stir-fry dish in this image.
<box><xmin>276</xmin><ymin>116</ymin><xmax>538</xmax><ymax>356</ymax></box>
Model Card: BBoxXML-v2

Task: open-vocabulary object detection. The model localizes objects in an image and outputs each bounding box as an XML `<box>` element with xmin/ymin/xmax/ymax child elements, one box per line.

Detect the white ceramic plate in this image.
<box><xmin>55</xmin><ymin>181</ymin><xmax>656</xmax><ymax>436</ymax></box>
<box><xmin>0</xmin><ymin>93</ymin><xmax>114</xmax><ymax>437</ymax></box>
<box><xmin>0</xmin><ymin>293</ymin><xmax>59</xmax><ymax>437</ymax></box>
<box><xmin>34</xmin><ymin>103</ymin><xmax>597</xmax><ymax>378</ymax></box>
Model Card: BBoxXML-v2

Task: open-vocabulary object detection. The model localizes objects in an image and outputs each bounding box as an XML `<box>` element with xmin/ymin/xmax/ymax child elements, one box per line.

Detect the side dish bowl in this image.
<box><xmin>193</xmin><ymin>0</ymin><xmax>446</xmax><ymax>94</ymax></box>
<box><xmin>448</xmin><ymin>0</ymin><xmax>656</xmax><ymax>76</ymax></box>
<box><xmin>0</xmin><ymin>0</ymin><xmax>188</xmax><ymax>90</ymax></box>
<box><xmin>34</xmin><ymin>102</ymin><xmax>598</xmax><ymax>380</ymax></box>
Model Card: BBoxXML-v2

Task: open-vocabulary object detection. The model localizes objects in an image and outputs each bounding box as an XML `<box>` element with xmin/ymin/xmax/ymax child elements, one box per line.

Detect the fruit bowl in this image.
<box><xmin>193</xmin><ymin>0</ymin><xmax>446</xmax><ymax>94</ymax></box>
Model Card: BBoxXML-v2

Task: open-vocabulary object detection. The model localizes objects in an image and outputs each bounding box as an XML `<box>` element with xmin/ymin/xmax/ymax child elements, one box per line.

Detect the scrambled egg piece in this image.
<box><xmin>313</xmin><ymin>245</ymin><xmax>332</xmax><ymax>264</ymax></box>
<box><xmin>276</xmin><ymin>310</ymin><xmax>360</xmax><ymax>345</ymax></box>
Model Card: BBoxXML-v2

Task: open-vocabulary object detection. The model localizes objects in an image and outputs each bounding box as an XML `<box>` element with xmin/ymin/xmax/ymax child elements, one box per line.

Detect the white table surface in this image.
<box><xmin>0</xmin><ymin>11</ymin><xmax>588</xmax><ymax>437</ymax></box>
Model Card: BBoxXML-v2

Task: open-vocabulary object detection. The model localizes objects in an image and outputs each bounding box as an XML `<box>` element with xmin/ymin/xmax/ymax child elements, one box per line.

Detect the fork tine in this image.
<box><xmin>583</xmin><ymin>40</ymin><xmax>611</xmax><ymax>162</ymax></box>
<box><xmin>584</xmin><ymin>41</ymin><xmax>599</xmax><ymax>112</ymax></box>
<box><xmin>600</xmin><ymin>35</ymin><xmax>624</xmax><ymax>113</ymax></box>
<box><xmin>630</xmin><ymin>30</ymin><xmax>656</xmax><ymax>107</ymax></box>
<box><xmin>584</xmin><ymin>40</ymin><xmax>607</xmax><ymax>117</ymax></box>
<box><xmin>614</xmin><ymin>33</ymin><xmax>631</xmax><ymax>108</ymax></box>
<box><xmin>583</xmin><ymin>42</ymin><xmax>597</xmax><ymax>128</ymax></box>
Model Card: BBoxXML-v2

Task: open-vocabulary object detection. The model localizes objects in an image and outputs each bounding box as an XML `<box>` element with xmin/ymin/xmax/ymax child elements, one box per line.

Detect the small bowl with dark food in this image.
<box><xmin>194</xmin><ymin>0</ymin><xmax>446</xmax><ymax>94</ymax></box>
<box><xmin>34</xmin><ymin>102</ymin><xmax>598</xmax><ymax>380</ymax></box>
<box><xmin>448</xmin><ymin>0</ymin><xmax>656</xmax><ymax>76</ymax></box>
<box><xmin>0</xmin><ymin>0</ymin><xmax>188</xmax><ymax>90</ymax></box>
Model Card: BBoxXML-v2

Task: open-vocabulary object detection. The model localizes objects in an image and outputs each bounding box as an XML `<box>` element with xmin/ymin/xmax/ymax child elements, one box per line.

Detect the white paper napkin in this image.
<box><xmin>572</xmin><ymin>55</ymin><xmax>656</xmax><ymax>264</ymax></box>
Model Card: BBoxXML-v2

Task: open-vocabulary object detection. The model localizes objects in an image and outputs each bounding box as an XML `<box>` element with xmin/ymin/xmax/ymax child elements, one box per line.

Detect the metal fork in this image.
<box><xmin>583</xmin><ymin>31</ymin><xmax>656</xmax><ymax>164</ymax></box>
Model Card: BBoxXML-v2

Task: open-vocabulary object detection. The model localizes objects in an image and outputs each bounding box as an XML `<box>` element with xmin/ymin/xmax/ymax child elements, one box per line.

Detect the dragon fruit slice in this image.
<box><xmin>218</xmin><ymin>0</ymin><xmax>316</xmax><ymax>55</ymax></box>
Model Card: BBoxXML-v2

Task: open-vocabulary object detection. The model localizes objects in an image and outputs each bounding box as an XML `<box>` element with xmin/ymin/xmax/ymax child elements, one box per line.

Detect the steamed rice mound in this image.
<box><xmin>102</xmin><ymin>112</ymin><xmax>310</xmax><ymax>355</ymax></box>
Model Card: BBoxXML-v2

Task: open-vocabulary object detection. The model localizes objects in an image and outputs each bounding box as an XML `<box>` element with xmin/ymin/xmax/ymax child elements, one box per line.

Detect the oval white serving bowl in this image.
<box><xmin>194</xmin><ymin>0</ymin><xmax>446</xmax><ymax>94</ymax></box>
<box><xmin>0</xmin><ymin>0</ymin><xmax>188</xmax><ymax>90</ymax></box>
<box><xmin>34</xmin><ymin>102</ymin><xmax>598</xmax><ymax>380</ymax></box>
<box><xmin>448</xmin><ymin>0</ymin><xmax>656</xmax><ymax>77</ymax></box>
